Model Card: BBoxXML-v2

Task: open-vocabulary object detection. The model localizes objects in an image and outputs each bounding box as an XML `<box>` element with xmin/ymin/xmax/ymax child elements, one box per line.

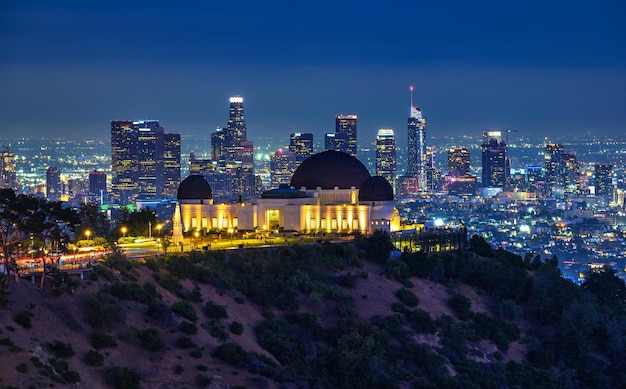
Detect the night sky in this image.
<box><xmin>1</xmin><ymin>0</ymin><xmax>625</xmax><ymax>145</ymax></box>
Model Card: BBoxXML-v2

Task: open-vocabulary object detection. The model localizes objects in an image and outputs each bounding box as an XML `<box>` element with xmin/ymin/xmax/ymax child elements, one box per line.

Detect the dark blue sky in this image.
<box><xmin>1</xmin><ymin>0</ymin><xmax>625</xmax><ymax>146</ymax></box>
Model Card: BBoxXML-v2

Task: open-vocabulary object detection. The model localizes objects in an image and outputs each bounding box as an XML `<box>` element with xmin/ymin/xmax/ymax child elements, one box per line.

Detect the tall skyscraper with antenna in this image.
<box><xmin>406</xmin><ymin>86</ymin><xmax>427</xmax><ymax>190</ymax></box>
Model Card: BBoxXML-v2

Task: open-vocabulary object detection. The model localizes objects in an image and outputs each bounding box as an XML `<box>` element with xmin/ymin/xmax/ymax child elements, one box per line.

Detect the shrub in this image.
<box><xmin>196</xmin><ymin>374</ymin><xmax>212</xmax><ymax>388</ymax></box>
<box><xmin>179</xmin><ymin>321</ymin><xmax>198</xmax><ymax>335</ymax></box>
<box><xmin>14</xmin><ymin>310</ymin><xmax>33</xmax><ymax>329</ymax></box>
<box><xmin>229</xmin><ymin>321</ymin><xmax>244</xmax><ymax>335</ymax></box>
<box><xmin>171</xmin><ymin>300</ymin><xmax>198</xmax><ymax>322</ymax></box>
<box><xmin>207</xmin><ymin>321</ymin><xmax>229</xmax><ymax>341</ymax></box>
<box><xmin>175</xmin><ymin>336</ymin><xmax>195</xmax><ymax>349</ymax></box>
<box><xmin>91</xmin><ymin>332</ymin><xmax>118</xmax><ymax>349</ymax></box>
<box><xmin>16</xmin><ymin>362</ymin><xmax>28</xmax><ymax>373</ymax></box>
<box><xmin>396</xmin><ymin>287</ymin><xmax>419</xmax><ymax>307</ymax></box>
<box><xmin>84</xmin><ymin>350</ymin><xmax>104</xmax><ymax>366</ymax></box>
<box><xmin>205</xmin><ymin>300</ymin><xmax>228</xmax><ymax>319</ymax></box>
<box><xmin>190</xmin><ymin>348</ymin><xmax>202</xmax><ymax>358</ymax></box>
<box><xmin>109</xmin><ymin>366</ymin><xmax>141</xmax><ymax>389</ymax></box>
<box><xmin>407</xmin><ymin>309</ymin><xmax>437</xmax><ymax>334</ymax></box>
<box><xmin>172</xmin><ymin>364</ymin><xmax>184</xmax><ymax>374</ymax></box>
<box><xmin>139</xmin><ymin>328</ymin><xmax>165</xmax><ymax>352</ymax></box>
<box><xmin>448</xmin><ymin>292</ymin><xmax>472</xmax><ymax>321</ymax></box>
<box><xmin>214</xmin><ymin>342</ymin><xmax>249</xmax><ymax>365</ymax></box>
<box><xmin>88</xmin><ymin>293</ymin><xmax>125</xmax><ymax>330</ymax></box>
<box><xmin>234</xmin><ymin>296</ymin><xmax>245</xmax><ymax>304</ymax></box>
<box><xmin>47</xmin><ymin>340</ymin><xmax>75</xmax><ymax>358</ymax></box>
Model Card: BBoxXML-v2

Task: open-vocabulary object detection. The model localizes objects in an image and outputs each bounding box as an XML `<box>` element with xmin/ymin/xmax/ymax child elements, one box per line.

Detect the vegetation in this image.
<box><xmin>1</xmin><ymin>224</ymin><xmax>625</xmax><ymax>388</ymax></box>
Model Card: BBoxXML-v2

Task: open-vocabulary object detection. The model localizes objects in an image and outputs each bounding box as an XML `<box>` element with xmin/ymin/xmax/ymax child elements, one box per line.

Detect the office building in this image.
<box><xmin>595</xmin><ymin>163</ymin><xmax>613</xmax><ymax>199</ymax></box>
<box><xmin>545</xmin><ymin>143</ymin><xmax>565</xmax><ymax>197</ymax></box>
<box><xmin>89</xmin><ymin>170</ymin><xmax>107</xmax><ymax>195</ymax></box>
<box><xmin>406</xmin><ymin>87</ymin><xmax>427</xmax><ymax>190</ymax></box>
<box><xmin>481</xmin><ymin>131</ymin><xmax>509</xmax><ymax>188</ymax></box>
<box><xmin>111</xmin><ymin>119</ymin><xmax>181</xmax><ymax>203</ymax></box>
<box><xmin>563</xmin><ymin>153</ymin><xmax>580</xmax><ymax>196</ymax></box>
<box><xmin>270</xmin><ymin>150</ymin><xmax>297</xmax><ymax>188</ymax></box>
<box><xmin>0</xmin><ymin>147</ymin><xmax>18</xmax><ymax>191</ymax></box>
<box><xmin>289</xmin><ymin>133</ymin><xmax>314</xmax><ymax>165</ymax></box>
<box><xmin>208</xmin><ymin>96</ymin><xmax>256</xmax><ymax>202</ymax></box>
<box><xmin>46</xmin><ymin>167</ymin><xmax>62</xmax><ymax>201</ymax></box>
<box><xmin>375</xmin><ymin>128</ymin><xmax>397</xmax><ymax>189</ymax></box>
<box><xmin>446</xmin><ymin>147</ymin><xmax>476</xmax><ymax>196</ymax></box>
<box><xmin>447</xmin><ymin>147</ymin><xmax>471</xmax><ymax>177</ymax></box>
<box><xmin>325</xmin><ymin>115</ymin><xmax>357</xmax><ymax>157</ymax></box>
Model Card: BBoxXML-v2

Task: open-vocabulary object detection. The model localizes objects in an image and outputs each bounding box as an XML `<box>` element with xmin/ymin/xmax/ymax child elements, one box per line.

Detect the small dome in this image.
<box><xmin>177</xmin><ymin>175</ymin><xmax>212</xmax><ymax>200</ymax></box>
<box><xmin>358</xmin><ymin>176</ymin><xmax>394</xmax><ymax>201</ymax></box>
<box><xmin>290</xmin><ymin>150</ymin><xmax>371</xmax><ymax>189</ymax></box>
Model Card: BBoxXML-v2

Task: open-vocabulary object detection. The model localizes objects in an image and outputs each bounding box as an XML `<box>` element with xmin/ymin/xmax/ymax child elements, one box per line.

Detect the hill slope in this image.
<box><xmin>0</xmin><ymin>237</ymin><xmax>625</xmax><ymax>388</ymax></box>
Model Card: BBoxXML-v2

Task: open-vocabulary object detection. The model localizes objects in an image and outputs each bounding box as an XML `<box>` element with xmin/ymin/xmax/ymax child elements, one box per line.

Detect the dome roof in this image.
<box><xmin>358</xmin><ymin>176</ymin><xmax>394</xmax><ymax>202</ymax></box>
<box><xmin>290</xmin><ymin>150</ymin><xmax>371</xmax><ymax>189</ymax></box>
<box><xmin>177</xmin><ymin>175</ymin><xmax>212</xmax><ymax>200</ymax></box>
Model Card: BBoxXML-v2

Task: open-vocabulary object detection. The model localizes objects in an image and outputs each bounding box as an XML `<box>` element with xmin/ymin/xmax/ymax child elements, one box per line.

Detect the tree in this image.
<box><xmin>115</xmin><ymin>206</ymin><xmax>157</xmax><ymax>237</ymax></box>
<box><xmin>0</xmin><ymin>190</ymin><xmax>78</xmax><ymax>289</ymax></box>
<box><xmin>356</xmin><ymin>230</ymin><xmax>395</xmax><ymax>263</ymax></box>
<box><xmin>582</xmin><ymin>266</ymin><xmax>626</xmax><ymax>309</ymax></box>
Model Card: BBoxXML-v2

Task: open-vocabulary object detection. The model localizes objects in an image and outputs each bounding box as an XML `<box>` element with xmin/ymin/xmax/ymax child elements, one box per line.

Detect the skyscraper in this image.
<box><xmin>481</xmin><ymin>131</ymin><xmax>509</xmax><ymax>188</ymax></box>
<box><xmin>447</xmin><ymin>147</ymin><xmax>471</xmax><ymax>177</ymax></box>
<box><xmin>270</xmin><ymin>150</ymin><xmax>297</xmax><ymax>188</ymax></box>
<box><xmin>111</xmin><ymin>119</ymin><xmax>137</xmax><ymax>203</ymax></box>
<box><xmin>208</xmin><ymin>96</ymin><xmax>256</xmax><ymax>201</ymax></box>
<box><xmin>111</xmin><ymin>119</ymin><xmax>180</xmax><ymax>203</ymax></box>
<box><xmin>325</xmin><ymin>115</ymin><xmax>357</xmax><ymax>157</ymax></box>
<box><xmin>163</xmin><ymin>132</ymin><xmax>181</xmax><ymax>198</ymax></box>
<box><xmin>446</xmin><ymin>147</ymin><xmax>476</xmax><ymax>196</ymax></box>
<box><xmin>563</xmin><ymin>153</ymin><xmax>580</xmax><ymax>196</ymax></box>
<box><xmin>89</xmin><ymin>170</ymin><xmax>107</xmax><ymax>195</ymax></box>
<box><xmin>406</xmin><ymin>86</ymin><xmax>427</xmax><ymax>189</ymax></box>
<box><xmin>335</xmin><ymin>114</ymin><xmax>357</xmax><ymax>157</ymax></box>
<box><xmin>594</xmin><ymin>163</ymin><xmax>613</xmax><ymax>199</ymax></box>
<box><xmin>0</xmin><ymin>147</ymin><xmax>18</xmax><ymax>191</ymax></box>
<box><xmin>545</xmin><ymin>142</ymin><xmax>565</xmax><ymax>197</ymax></box>
<box><xmin>375</xmin><ymin>128</ymin><xmax>396</xmax><ymax>188</ymax></box>
<box><xmin>289</xmin><ymin>133</ymin><xmax>314</xmax><ymax>165</ymax></box>
<box><xmin>46</xmin><ymin>167</ymin><xmax>61</xmax><ymax>201</ymax></box>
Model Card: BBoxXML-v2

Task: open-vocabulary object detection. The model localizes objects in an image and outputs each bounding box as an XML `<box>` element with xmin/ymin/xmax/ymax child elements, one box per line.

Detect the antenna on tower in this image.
<box><xmin>409</xmin><ymin>85</ymin><xmax>414</xmax><ymax>108</ymax></box>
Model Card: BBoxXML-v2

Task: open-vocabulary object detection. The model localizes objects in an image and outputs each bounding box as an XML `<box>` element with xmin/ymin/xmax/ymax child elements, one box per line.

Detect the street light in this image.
<box><xmin>157</xmin><ymin>238</ymin><xmax>161</xmax><ymax>257</ymax></box>
<box><xmin>85</xmin><ymin>229</ymin><xmax>91</xmax><ymax>241</ymax></box>
<box><xmin>156</xmin><ymin>223</ymin><xmax>163</xmax><ymax>236</ymax></box>
<box><xmin>121</xmin><ymin>226</ymin><xmax>127</xmax><ymax>238</ymax></box>
<box><xmin>194</xmin><ymin>231</ymin><xmax>200</xmax><ymax>249</ymax></box>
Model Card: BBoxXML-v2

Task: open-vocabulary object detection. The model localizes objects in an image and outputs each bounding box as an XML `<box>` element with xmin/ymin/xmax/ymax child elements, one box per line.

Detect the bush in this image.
<box><xmin>396</xmin><ymin>288</ymin><xmax>419</xmax><ymax>307</ymax></box>
<box><xmin>16</xmin><ymin>362</ymin><xmax>28</xmax><ymax>373</ymax></box>
<box><xmin>196</xmin><ymin>374</ymin><xmax>212</xmax><ymax>388</ymax></box>
<box><xmin>214</xmin><ymin>342</ymin><xmax>249</xmax><ymax>365</ymax></box>
<box><xmin>14</xmin><ymin>310</ymin><xmax>33</xmax><ymax>329</ymax></box>
<box><xmin>207</xmin><ymin>321</ymin><xmax>229</xmax><ymax>341</ymax></box>
<box><xmin>91</xmin><ymin>332</ymin><xmax>118</xmax><ymax>349</ymax></box>
<box><xmin>171</xmin><ymin>300</ymin><xmax>198</xmax><ymax>322</ymax></box>
<box><xmin>84</xmin><ymin>350</ymin><xmax>104</xmax><ymax>366</ymax></box>
<box><xmin>139</xmin><ymin>328</ymin><xmax>165</xmax><ymax>352</ymax></box>
<box><xmin>205</xmin><ymin>300</ymin><xmax>228</xmax><ymax>319</ymax></box>
<box><xmin>175</xmin><ymin>336</ymin><xmax>195</xmax><ymax>349</ymax></box>
<box><xmin>179</xmin><ymin>321</ymin><xmax>198</xmax><ymax>335</ymax></box>
<box><xmin>448</xmin><ymin>292</ymin><xmax>472</xmax><ymax>321</ymax></box>
<box><xmin>47</xmin><ymin>340</ymin><xmax>75</xmax><ymax>358</ymax></box>
<box><xmin>229</xmin><ymin>321</ymin><xmax>244</xmax><ymax>335</ymax></box>
<box><xmin>172</xmin><ymin>364</ymin><xmax>184</xmax><ymax>374</ymax></box>
<box><xmin>190</xmin><ymin>348</ymin><xmax>203</xmax><ymax>358</ymax></box>
<box><xmin>109</xmin><ymin>366</ymin><xmax>141</xmax><ymax>389</ymax></box>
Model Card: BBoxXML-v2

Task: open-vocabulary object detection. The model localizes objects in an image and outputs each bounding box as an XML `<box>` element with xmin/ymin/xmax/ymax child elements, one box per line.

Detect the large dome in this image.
<box><xmin>177</xmin><ymin>175</ymin><xmax>212</xmax><ymax>200</ymax></box>
<box><xmin>290</xmin><ymin>150</ymin><xmax>371</xmax><ymax>189</ymax></box>
<box><xmin>358</xmin><ymin>176</ymin><xmax>394</xmax><ymax>201</ymax></box>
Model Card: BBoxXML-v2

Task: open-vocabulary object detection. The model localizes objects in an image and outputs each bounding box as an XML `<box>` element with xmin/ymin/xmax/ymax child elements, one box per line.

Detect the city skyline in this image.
<box><xmin>1</xmin><ymin>1</ymin><xmax>625</xmax><ymax>141</ymax></box>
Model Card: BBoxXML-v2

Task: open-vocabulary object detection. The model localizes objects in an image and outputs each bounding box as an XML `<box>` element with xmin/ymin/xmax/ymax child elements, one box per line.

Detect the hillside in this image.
<box><xmin>1</xmin><ymin>234</ymin><xmax>625</xmax><ymax>389</ymax></box>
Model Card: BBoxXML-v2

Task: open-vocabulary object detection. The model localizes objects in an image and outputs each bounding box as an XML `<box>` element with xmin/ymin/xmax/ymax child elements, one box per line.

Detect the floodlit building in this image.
<box><xmin>375</xmin><ymin>128</ymin><xmax>397</xmax><ymax>189</ymax></box>
<box><xmin>173</xmin><ymin>150</ymin><xmax>399</xmax><ymax>238</ymax></box>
